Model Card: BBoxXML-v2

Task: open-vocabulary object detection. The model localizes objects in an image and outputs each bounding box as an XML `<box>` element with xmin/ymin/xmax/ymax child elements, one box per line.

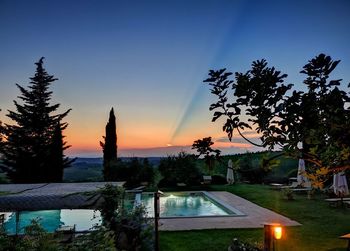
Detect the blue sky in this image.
<box><xmin>0</xmin><ymin>0</ymin><xmax>349</xmax><ymax>157</ymax></box>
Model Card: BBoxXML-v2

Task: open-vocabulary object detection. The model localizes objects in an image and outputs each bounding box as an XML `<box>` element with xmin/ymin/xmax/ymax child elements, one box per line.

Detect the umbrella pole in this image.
<box><xmin>341</xmin><ymin>195</ymin><xmax>344</xmax><ymax>207</ymax></box>
<box><xmin>15</xmin><ymin>211</ymin><xmax>20</xmax><ymax>237</ymax></box>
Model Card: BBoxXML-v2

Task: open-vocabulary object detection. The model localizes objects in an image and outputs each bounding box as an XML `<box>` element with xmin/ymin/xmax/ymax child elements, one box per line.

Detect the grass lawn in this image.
<box><xmin>160</xmin><ymin>184</ymin><xmax>350</xmax><ymax>251</ymax></box>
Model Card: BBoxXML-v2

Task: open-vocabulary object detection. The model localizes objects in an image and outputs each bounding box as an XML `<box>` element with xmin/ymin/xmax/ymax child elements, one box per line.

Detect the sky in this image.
<box><xmin>0</xmin><ymin>0</ymin><xmax>350</xmax><ymax>157</ymax></box>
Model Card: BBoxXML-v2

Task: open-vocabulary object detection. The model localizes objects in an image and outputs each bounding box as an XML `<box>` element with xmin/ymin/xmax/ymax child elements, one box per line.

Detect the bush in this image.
<box><xmin>211</xmin><ymin>175</ymin><xmax>227</xmax><ymax>185</ymax></box>
<box><xmin>239</xmin><ymin>168</ymin><xmax>270</xmax><ymax>184</ymax></box>
<box><xmin>263</xmin><ymin>176</ymin><xmax>289</xmax><ymax>184</ymax></box>
<box><xmin>281</xmin><ymin>188</ymin><xmax>294</xmax><ymax>200</ymax></box>
<box><xmin>96</xmin><ymin>184</ymin><xmax>153</xmax><ymax>251</ymax></box>
<box><xmin>228</xmin><ymin>238</ymin><xmax>262</xmax><ymax>251</ymax></box>
<box><xmin>66</xmin><ymin>226</ymin><xmax>116</xmax><ymax>251</ymax></box>
<box><xmin>286</xmin><ymin>168</ymin><xmax>298</xmax><ymax>178</ymax></box>
<box><xmin>158</xmin><ymin>152</ymin><xmax>201</xmax><ymax>186</ymax></box>
<box><xmin>238</xmin><ymin>152</ymin><xmax>278</xmax><ymax>184</ymax></box>
<box><xmin>107</xmin><ymin>158</ymin><xmax>155</xmax><ymax>188</ymax></box>
<box><xmin>0</xmin><ymin>219</ymin><xmax>60</xmax><ymax>251</ymax></box>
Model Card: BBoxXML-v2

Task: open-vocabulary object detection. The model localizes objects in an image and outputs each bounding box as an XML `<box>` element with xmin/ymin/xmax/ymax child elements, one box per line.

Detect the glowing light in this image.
<box><xmin>167</xmin><ymin>143</ymin><xmax>172</xmax><ymax>147</ymax></box>
<box><xmin>274</xmin><ymin>226</ymin><xmax>282</xmax><ymax>240</ymax></box>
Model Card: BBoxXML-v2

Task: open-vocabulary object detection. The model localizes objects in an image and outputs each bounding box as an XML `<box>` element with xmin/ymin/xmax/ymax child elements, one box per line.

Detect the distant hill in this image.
<box><xmin>63</xmin><ymin>157</ymin><xmax>162</xmax><ymax>182</ymax></box>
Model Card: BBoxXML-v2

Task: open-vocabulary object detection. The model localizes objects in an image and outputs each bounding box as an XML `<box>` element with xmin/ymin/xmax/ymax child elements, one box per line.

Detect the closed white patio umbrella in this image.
<box><xmin>226</xmin><ymin>159</ymin><xmax>234</xmax><ymax>185</ymax></box>
<box><xmin>297</xmin><ymin>159</ymin><xmax>309</xmax><ymax>187</ymax></box>
<box><xmin>333</xmin><ymin>172</ymin><xmax>349</xmax><ymax>197</ymax></box>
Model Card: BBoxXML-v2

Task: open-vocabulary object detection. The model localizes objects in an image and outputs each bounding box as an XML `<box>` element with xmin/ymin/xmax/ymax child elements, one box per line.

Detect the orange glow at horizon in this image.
<box><xmin>213</xmin><ymin>141</ymin><xmax>252</xmax><ymax>149</ymax></box>
<box><xmin>63</xmin><ymin>111</ymin><xmax>258</xmax><ymax>155</ymax></box>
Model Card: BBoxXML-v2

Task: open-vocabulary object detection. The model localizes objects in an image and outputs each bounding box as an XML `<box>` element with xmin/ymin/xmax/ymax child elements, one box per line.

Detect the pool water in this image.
<box><xmin>141</xmin><ymin>192</ymin><xmax>238</xmax><ymax>217</ymax></box>
<box><xmin>2</xmin><ymin>209</ymin><xmax>101</xmax><ymax>234</ymax></box>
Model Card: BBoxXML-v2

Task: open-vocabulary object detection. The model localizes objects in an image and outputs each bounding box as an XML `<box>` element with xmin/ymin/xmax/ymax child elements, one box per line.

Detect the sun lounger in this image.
<box><xmin>325</xmin><ymin>197</ymin><xmax>350</xmax><ymax>207</ymax></box>
<box><xmin>345</xmin><ymin>201</ymin><xmax>350</xmax><ymax>208</ymax></box>
<box><xmin>280</xmin><ymin>181</ymin><xmax>312</xmax><ymax>192</ymax></box>
<box><xmin>280</xmin><ymin>182</ymin><xmax>298</xmax><ymax>189</ymax></box>
<box><xmin>202</xmin><ymin>176</ymin><xmax>212</xmax><ymax>185</ymax></box>
<box><xmin>290</xmin><ymin>187</ymin><xmax>312</xmax><ymax>192</ymax></box>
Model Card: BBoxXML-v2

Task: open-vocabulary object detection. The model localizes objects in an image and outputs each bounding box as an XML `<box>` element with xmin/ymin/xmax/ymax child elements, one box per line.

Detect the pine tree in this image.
<box><xmin>47</xmin><ymin>123</ymin><xmax>74</xmax><ymax>182</ymax></box>
<box><xmin>0</xmin><ymin>109</ymin><xmax>3</xmax><ymax>145</ymax></box>
<box><xmin>0</xmin><ymin>109</ymin><xmax>3</xmax><ymax>158</ymax></box>
<box><xmin>1</xmin><ymin>57</ymin><xmax>72</xmax><ymax>183</ymax></box>
<box><xmin>100</xmin><ymin>108</ymin><xmax>117</xmax><ymax>181</ymax></box>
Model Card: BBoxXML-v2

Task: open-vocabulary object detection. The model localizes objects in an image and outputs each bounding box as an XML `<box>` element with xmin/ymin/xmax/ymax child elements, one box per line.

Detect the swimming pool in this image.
<box><xmin>1</xmin><ymin>191</ymin><xmax>244</xmax><ymax>234</ymax></box>
<box><xmin>2</xmin><ymin>209</ymin><xmax>101</xmax><ymax>234</ymax></box>
<box><xmin>139</xmin><ymin>191</ymin><xmax>244</xmax><ymax>218</ymax></box>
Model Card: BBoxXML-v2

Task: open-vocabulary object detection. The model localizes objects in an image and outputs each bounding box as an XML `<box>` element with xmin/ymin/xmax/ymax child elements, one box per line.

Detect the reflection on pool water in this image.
<box><xmin>2</xmin><ymin>209</ymin><xmax>101</xmax><ymax>234</ymax></box>
<box><xmin>141</xmin><ymin>192</ymin><xmax>239</xmax><ymax>217</ymax></box>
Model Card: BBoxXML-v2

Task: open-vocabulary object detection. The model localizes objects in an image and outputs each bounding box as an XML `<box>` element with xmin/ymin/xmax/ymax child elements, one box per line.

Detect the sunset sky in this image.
<box><xmin>1</xmin><ymin>0</ymin><xmax>350</xmax><ymax>157</ymax></box>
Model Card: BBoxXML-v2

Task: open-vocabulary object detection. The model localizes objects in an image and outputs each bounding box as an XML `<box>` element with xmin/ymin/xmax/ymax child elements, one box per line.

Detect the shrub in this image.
<box><xmin>97</xmin><ymin>184</ymin><xmax>153</xmax><ymax>251</ymax></box>
<box><xmin>108</xmin><ymin>158</ymin><xmax>155</xmax><ymax>188</ymax></box>
<box><xmin>286</xmin><ymin>168</ymin><xmax>298</xmax><ymax>178</ymax></box>
<box><xmin>211</xmin><ymin>175</ymin><xmax>227</xmax><ymax>185</ymax></box>
<box><xmin>66</xmin><ymin>226</ymin><xmax>116</xmax><ymax>251</ymax></box>
<box><xmin>282</xmin><ymin>188</ymin><xmax>294</xmax><ymax>200</ymax></box>
<box><xmin>158</xmin><ymin>152</ymin><xmax>201</xmax><ymax>186</ymax></box>
<box><xmin>0</xmin><ymin>219</ymin><xmax>60</xmax><ymax>251</ymax></box>
<box><xmin>263</xmin><ymin>176</ymin><xmax>289</xmax><ymax>184</ymax></box>
<box><xmin>228</xmin><ymin>238</ymin><xmax>262</xmax><ymax>251</ymax></box>
<box><xmin>238</xmin><ymin>152</ymin><xmax>277</xmax><ymax>184</ymax></box>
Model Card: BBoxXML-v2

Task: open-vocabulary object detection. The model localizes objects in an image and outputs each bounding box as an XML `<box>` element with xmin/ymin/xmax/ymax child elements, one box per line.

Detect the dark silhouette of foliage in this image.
<box><xmin>0</xmin><ymin>219</ymin><xmax>61</xmax><ymax>250</ymax></box>
<box><xmin>100</xmin><ymin>108</ymin><xmax>117</xmax><ymax>181</ymax></box>
<box><xmin>95</xmin><ymin>184</ymin><xmax>153</xmax><ymax>250</ymax></box>
<box><xmin>192</xmin><ymin>136</ymin><xmax>221</xmax><ymax>172</ymax></box>
<box><xmin>158</xmin><ymin>152</ymin><xmax>201</xmax><ymax>186</ymax></box>
<box><xmin>0</xmin><ymin>58</ymin><xmax>72</xmax><ymax>183</ymax></box>
<box><xmin>104</xmin><ymin>158</ymin><xmax>154</xmax><ymax>188</ymax></box>
<box><xmin>204</xmin><ymin>54</ymin><xmax>350</xmax><ymax>186</ymax></box>
<box><xmin>0</xmin><ymin>109</ymin><xmax>3</xmax><ymax>152</ymax></box>
<box><xmin>47</xmin><ymin>123</ymin><xmax>74</xmax><ymax>182</ymax></box>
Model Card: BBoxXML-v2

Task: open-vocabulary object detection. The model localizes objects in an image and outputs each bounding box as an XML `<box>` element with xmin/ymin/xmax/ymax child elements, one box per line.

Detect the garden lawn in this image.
<box><xmin>160</xmin><ymin>184</ymin><xmax>350</xmax><ymax>251</ymax></box>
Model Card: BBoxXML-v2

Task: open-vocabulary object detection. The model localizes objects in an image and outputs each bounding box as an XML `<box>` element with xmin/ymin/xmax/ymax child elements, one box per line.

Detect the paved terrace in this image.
<box><xmin>159</xmin><ymin>191</ymin><xmax>301</xmax><ymax>231</ymax></box>
<box><xmin>0</xmin><ymin>182</ymin><xmax>125</xmax><ymax>211</ymax></box>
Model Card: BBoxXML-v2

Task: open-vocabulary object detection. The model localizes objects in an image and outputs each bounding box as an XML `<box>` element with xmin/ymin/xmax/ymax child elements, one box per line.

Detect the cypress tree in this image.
<box><xmin>1</xmin><ymin>57</ymin><xmax>72</xmax><ymax>183</ymax></box>
<box><xmin>100</xmin><ymin>108</ymin><xmax>117</xmax><ymax>181</ymax></box>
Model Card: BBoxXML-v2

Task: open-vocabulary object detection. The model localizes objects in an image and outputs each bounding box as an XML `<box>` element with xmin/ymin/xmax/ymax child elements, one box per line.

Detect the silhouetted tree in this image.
<box><xmin>1</xmin><ymin>58</ymin><xmax>72</xmax><ymax>183</ymax></box>
<box><xmin>204</xmin><ymin>54</ymin><xmax>350</xmax><ymax>187</ymax></box>
<box><xmin>192</xmin><ymin>137</ymin><xmax>221</xmax><ymax>172</ymax></box>
<box><xmin>0</xmin><ymin>110</ymin><xmax>4</xmax><ymax>166</ymax></box>
<box><xmin>158</xmin><ymin>152</ymin><xmax>201</xmax><ymax>186</ymax></box>
<box><xmin>100</xmin><ymin>108</ymin><xmax>117</xmax><ymax>181</ymax></box>
<box><xmin>0</xmin><ymin>109</ymin><xmax>3</xmax><ymax>148</ymax></box>
<box><xmin>47</xmin><ymin>123</ymin><xmax>73</xmax><ymax>182</ymax></box>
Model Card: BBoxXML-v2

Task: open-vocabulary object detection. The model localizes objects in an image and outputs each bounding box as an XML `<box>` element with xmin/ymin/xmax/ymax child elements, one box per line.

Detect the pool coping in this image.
<box><xmin>202</xmin><ymin>191</ymin><xmax>245</xmax><ymax>217</ymax></box>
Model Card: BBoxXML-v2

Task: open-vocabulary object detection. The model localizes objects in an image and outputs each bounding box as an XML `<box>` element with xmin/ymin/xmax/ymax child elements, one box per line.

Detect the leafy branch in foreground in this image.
<box><xmin>204</xmin><ymin>54</ymin><xmax>350</xmax><ymax>187</ymax></box>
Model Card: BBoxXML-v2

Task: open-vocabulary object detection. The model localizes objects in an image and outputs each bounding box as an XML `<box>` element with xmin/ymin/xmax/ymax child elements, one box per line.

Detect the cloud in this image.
<box><xmin>215</xmin><ymin>132</ymin><xmax>262</xmax><ymax>144</ymax></box>
<box><xmin>119</xmin><ymin>145</ymin><xmax>195</xmax><ymax>157</ymax></box>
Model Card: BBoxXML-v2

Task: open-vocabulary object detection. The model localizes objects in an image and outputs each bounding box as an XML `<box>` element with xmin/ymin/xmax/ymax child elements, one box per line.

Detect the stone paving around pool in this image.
<box><xmin>159</xmin><ymin>191</ymin><xmax>301</xmax><ymax>231</ymax></box>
